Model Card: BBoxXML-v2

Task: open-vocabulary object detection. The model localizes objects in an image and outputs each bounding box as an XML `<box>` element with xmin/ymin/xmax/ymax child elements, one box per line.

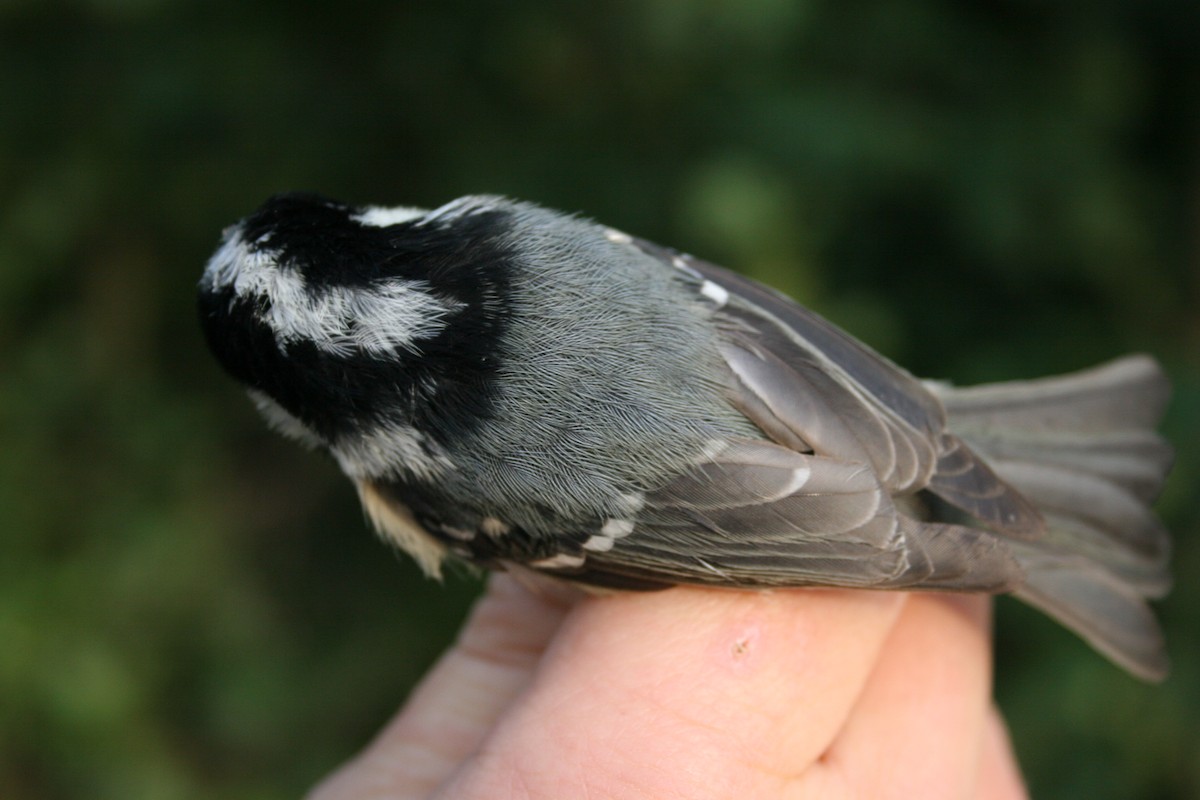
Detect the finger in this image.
<box><xmin>307</xmin><ymin>573</ymin><xmax>576</xmax><ymax>800</ymax></box>
<box><xmin>976</xmin><ymin>705</ymin><xmax>1029</xmax><ymax>800</ymax></box>
<box><xmin>808</xmin><ymin>594</ymin><xmax>994</xmax><ymax>800</ymax></box>
<box><xmin>438</xmin><ymin>585</ymin><xmax>908</xmax><ymax>799</ymax></box>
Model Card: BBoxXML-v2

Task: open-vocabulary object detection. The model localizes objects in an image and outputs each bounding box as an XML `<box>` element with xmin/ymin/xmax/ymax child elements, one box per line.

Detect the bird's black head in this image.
<box><xmin>197</xmin><ymin>192</ymin><xmax>517</xmax><ymax>457</ymax></box>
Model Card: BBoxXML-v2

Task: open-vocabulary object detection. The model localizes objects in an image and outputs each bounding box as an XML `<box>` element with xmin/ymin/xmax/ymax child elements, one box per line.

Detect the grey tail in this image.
<box><xmin>932</xmin><ymin>355</ymin><xmax>1174</xmax><ymax>681</ymax></box>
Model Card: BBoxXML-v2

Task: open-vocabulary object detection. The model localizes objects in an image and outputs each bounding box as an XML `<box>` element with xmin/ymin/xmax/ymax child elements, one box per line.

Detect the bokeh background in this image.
<box><xmin>3</xmin><ymin>1</ymin><xmax>1198</xmax><ymax>797</ymax></box>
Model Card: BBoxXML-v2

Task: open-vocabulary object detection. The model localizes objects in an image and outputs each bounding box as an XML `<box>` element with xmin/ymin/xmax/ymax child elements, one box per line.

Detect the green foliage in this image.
<box><xmin>2</xmin><ymin>1</ymin><xmax>1198</xmax><ymax>797</ymax></box>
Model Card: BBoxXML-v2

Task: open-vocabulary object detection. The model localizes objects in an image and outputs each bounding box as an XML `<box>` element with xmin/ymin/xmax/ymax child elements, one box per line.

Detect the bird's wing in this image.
<box><xmin>561</xmin><ymin>437</ymin><xmax>1024</xmax><ymax>593</ymax></box>
<box><xmin>674</xmin><ymin>248</ymin><xmax>1044</xmax><ymax>539</ymax></box>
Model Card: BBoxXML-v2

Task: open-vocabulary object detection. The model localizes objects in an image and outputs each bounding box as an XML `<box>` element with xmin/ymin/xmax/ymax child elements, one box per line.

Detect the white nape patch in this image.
<box><xmin>424</xmin><ymin>195</ymin><xmax>504</xmax><ymax>223</ymax></box>
<box><xmin>480</xmin><ymin>517</ymin><xmax>510</xmax><ymax>537</ymax></box>
<box><xmin>203</xmin><ymin>233</ymin><xmax>460</xmax><ymax>357</ymax></box>
<box><xmin>332</xmin><ymin>421</ymin><xmax>455</xmax><ymax>481</ymax></box>
<box><xmin>246</xmin><ymin>389</ymin><xmax>322</xmax><ymax>448</ymax></box>
<box><xmin>530</xmin><ymin>552</ymin><xmax>586</xmax><ymax>569</ymax></box>
<box><xmin>357</xmin><ymin>481</ymin><xmax>445</xmax><ymax>579</ymax></box>
<box><xmin>353</xmin><ymin>205</ymin><xmax>427</xmax><ymax>227</ymax></box>
<box><xmin>604</xmin><ymin>227</ymin><xmax>633</xmax><ymax>244</ymax></box>
<box><xmin>700</xmin><ymin>280</ymin><xmax>729</xmax><ymax>308</ymax></box>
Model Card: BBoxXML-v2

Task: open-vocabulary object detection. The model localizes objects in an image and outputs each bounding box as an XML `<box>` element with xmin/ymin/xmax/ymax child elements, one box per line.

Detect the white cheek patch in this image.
<box><xmin>277</xmin><ymin>278</ymin><xmax>460</xmax><ymax>357</ymax></box>
<box><xmin>353</xmin><ymin>205</ymin><xmax>428</xmax><ymax>227</ymax></box>
<box><xmin>203</xmin><ymin>234</ymin><xmax>461</xmax><ymax>357</ymax></box>
<box><xmin>331</xmin><ymin>420</ymin><xmax>456</xmax><ymax>481</ymax></box>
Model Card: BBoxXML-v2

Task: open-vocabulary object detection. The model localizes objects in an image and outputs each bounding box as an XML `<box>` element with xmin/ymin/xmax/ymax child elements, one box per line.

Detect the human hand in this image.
<box><xmin>308</xmin><ymin>574</ymin><xmax>1027</xmax><ymax>799</ymax></box>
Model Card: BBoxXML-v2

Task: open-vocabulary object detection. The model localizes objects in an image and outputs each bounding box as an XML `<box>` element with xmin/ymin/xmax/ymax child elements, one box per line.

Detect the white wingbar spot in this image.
<box><xmin>700</xmin><ymin>280</ymin><xmax>729</xmax><ymax>308</ymax></box>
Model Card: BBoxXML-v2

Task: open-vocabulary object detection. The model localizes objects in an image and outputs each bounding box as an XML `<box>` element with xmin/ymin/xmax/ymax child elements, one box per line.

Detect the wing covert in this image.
<box><xmin>629</xmin><ymin>238</ymin><xmax>1045</xmax><ymax>539</ymax></box>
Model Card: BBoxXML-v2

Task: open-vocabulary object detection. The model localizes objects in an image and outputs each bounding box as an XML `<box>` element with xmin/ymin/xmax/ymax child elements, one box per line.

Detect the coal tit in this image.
<box><xmin>199</xmin><ymin>193</ymin><xmax>1173</xmax><ymax>680</ymax></box>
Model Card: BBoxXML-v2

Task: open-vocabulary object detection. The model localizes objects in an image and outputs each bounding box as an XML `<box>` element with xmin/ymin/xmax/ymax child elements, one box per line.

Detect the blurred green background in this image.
<box><xmin>2</xmin><ymin>1</ymin><xmax>1198</xmax><ymax>797</ymax></box>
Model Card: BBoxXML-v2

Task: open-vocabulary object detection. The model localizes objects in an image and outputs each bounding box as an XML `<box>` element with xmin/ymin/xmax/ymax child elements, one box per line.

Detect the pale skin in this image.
<box><xmin>308</xmin><ymin>575</ymin><xmax>1029</xmax><ymax>800</ymax></box>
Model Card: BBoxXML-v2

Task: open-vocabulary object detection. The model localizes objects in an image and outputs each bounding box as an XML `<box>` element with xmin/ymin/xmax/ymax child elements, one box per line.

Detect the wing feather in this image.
<box><xmin>682</xmin><ymin>252</ymin><xmax>1044</xmax><ymax>539</ymax></box>
<box><xmin>575</xmin><ymin>438</ymin><xmax>1023</xmax><ymax>592</ymax></box>
<box><xmin>694</xmin><ymin>260</ymin><xmax>947</xmax><ymax>437</ymax></box>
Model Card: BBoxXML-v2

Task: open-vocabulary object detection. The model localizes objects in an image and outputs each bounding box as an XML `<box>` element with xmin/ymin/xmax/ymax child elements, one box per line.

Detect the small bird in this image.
<box><xmin>198</xmin><ymin>193</ymin><xmax>1173</xmax><ymax>680</ymax></box>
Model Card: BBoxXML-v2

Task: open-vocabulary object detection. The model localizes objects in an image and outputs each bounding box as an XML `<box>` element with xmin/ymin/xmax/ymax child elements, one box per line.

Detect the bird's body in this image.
<box><xmin>199</xmin><ymin>193</ymin><xmax>1173</xmax><ymax>680</ymax></box>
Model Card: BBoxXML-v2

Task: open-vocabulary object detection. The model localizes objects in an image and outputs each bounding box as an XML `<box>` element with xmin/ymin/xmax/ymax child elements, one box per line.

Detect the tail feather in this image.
<box><xmin>937</xmin><ymin>354</ymin><xmax>1170</xmax><ymax>434</ymax></box>
<box><xmin>997</xmin><ymin>462</ymin><xmax>1169</xmax><ymax>565</ymax></box>
<box><xmin>1010</xmin><ymin>549</ymin><xmax>1169</xmax><ymax>682</ymax></box>
<box><xmin>1026</xmin><ymin>510</ymin><xmax>1169</xmax><ymax>598</ymax></box>
<box><xmin>932</xmin><ymin>355</ymin><xmax>1173</xmax><ymax>681</ymax></box>
<box><xmin>959</xmin><ymin>430</ymin><xmax>1171</xmax><ymax>503</ymax></box>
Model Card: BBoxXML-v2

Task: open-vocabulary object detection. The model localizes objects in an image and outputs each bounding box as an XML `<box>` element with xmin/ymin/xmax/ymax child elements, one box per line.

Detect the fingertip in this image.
<box><xmin>445</xmin><ymin>586</ymin><xmax>909</xmax><ymax>797</ymax></box>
